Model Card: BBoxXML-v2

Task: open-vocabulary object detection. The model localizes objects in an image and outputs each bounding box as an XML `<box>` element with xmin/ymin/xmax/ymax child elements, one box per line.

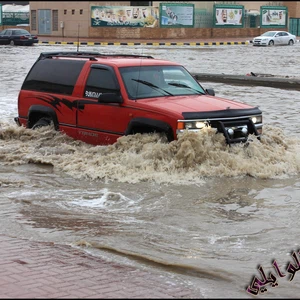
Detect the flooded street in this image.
<box><xmin>1</xmin><ymin>43</ymin><xmax>300</xmax><ymax>298</ymax></box>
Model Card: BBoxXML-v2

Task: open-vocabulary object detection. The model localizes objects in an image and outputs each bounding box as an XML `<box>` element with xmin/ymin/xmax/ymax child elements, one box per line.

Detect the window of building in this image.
<box><xmin>64</xmin><ymin>9</ymin><xmax>67</xmax><ymax>15</ymax></box>
<box><xmin>131</xmin><ymin>1</ymin><xmax>151</xmax><ymax>5</ymax></box>
<box><xmin>31</xmin><ymin>10</ymin><xmax>37</xmax><ymax>31</ymax></box>
<box><xmin>52</xmin><ymin>10</ymin><xmax>58</xmax><ymax>31</ymax></box>
<box><xmin>80</xmin><ymin>9</ymin><xmax>83</xmax><ymax>15</ymax></box>
<box><xmin>72</xmin><ymin>9</ymin><xmax>75</xmax><ymax>15</ymax></box>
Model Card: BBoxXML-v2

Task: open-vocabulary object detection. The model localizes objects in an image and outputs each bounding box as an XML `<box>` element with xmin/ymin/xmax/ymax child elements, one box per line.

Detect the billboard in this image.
<box><xmin>160</xmin><ymin>3</ymin><xmax>194</xmax><ymax>28</ymax></box>
<box><xmin>214</xmin><ymin>5</ymin><xmax>244</xmax><ymax>28</ymax></box>
<box><xmin>260</xmin><ymin>6</ymin><xmax>287</xmax><ymax>27</ymax></box>
<box><xmin>91</xmin><ymin>6</ymin><xmax>159</xmax><ymax>27</ymax></box>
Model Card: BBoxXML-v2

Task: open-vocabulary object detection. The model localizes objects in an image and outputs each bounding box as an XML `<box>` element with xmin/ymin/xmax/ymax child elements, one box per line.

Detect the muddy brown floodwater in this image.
<box><xmin>1</xmin><ymin>43</ymin><xmax>300</xmax><ymax>298</ymax></box>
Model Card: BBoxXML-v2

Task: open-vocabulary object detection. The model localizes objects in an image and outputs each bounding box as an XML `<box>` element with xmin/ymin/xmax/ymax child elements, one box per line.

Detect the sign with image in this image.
<box><xmin>160</xmin><ymin>3</ymin><xmax>194</xmax><ymax>28</ymax></box>
<box><xmin>260</xmin><ymin>6</ymin><xmax>287</xmax><ymax>27</ymax></box>
<box><xmin>214</xmin><ymin>5</ymin><xmax>244</xmax><ymax>28</ymax></box>
<box><xmin>91</xmin><ymin>6</ymin><xmax>159</xmax><ymax>27</ymax></box>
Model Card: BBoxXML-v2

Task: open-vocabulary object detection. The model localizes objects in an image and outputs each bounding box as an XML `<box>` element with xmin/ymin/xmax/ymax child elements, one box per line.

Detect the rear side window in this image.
<box><xmin>13</xmin><ymin>30</ymin><xmax>29</xmax><ymax>35</ymax></box>
<box><xmin>22</xmin><ymin>59</ymin><xmax>86</xmax><ymax>95</ymax></box>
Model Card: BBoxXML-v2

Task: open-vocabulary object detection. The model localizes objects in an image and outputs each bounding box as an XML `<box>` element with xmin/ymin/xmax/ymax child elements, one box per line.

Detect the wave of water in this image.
<box><xmin>1</xmin><ymin>123</ymin><xmax>300</xmax><ymax>185</ymax></box>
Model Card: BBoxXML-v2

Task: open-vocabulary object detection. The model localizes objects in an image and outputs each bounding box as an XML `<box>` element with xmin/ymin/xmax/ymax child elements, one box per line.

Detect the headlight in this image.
<box><xmin>185</xmin><ymin>121</ymin><xmax>208</xmax><ymax>130</ymax></box>
<box><xmin>185</xmin><ymin>122</ymin><xmax>194</xmax><ymax>129</ymax></box>
<box><xmin>177</xmin><ymin>121</ymin><xmax>209</xmax><ymax>131</ymax></box>
<box><xmin>195</xmin><ymin>121</ymin><xmax>206</xmax><ymax>129</ymax></box>
<box><xmin>251</xmin><ymin>115</ymin><xmax>262</xmax><ymax>124</ymax></box>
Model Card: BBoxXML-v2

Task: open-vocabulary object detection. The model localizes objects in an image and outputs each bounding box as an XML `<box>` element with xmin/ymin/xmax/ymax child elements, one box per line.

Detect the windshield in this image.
<box><xmin>119</xmin><ymin>65</ymin><xmax>205</xmax><ymax>100</ymax></box>
<box><xmin>261</xmin><ymin>31</ymin><xmax>276</xmax><ymax>37</ymax></box>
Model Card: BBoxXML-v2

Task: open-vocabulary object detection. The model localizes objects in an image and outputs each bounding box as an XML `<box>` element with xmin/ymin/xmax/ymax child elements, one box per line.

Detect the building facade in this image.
<box><xmin>3</xmin><ymin>1</ymin><xmax>300</xmax><ymax>38</ymax></box>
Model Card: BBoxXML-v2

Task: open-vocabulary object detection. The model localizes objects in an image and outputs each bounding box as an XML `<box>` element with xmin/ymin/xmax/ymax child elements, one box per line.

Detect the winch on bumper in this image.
<box><xmin>176</xmin><ymin>107</ymin><xmax>263</xmax><ymax>144</ymax></box>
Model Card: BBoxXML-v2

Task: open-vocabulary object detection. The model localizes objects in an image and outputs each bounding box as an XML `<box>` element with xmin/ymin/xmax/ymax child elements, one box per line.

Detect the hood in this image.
<box><xmin>254</xmin><ymin>35</ymin><xmax>271</xmax><ymax>39</ymax></box>
<box><xmin>137</xmin><ymin>94</ymin><xmax>254</xmax><ymax>117</ymax></box>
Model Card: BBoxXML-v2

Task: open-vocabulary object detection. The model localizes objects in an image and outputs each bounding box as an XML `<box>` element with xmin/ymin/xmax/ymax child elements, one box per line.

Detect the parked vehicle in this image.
<box><xmin>0</xmin><ymin>28</ymin><xmax>38</xmax><ymax>46</ymax></box>
<box><xmin>252</xmin><ymin>31</ymin><xmax>296</xmax><ymax>46</ymax></box>
<box><xmin>15</xmin><ymin>51</ymin><xmax>263</xmax><ymax>145</ymax></box>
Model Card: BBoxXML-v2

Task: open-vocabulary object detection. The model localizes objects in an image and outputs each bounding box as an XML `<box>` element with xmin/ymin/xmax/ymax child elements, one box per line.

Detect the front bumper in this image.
<box><xmin>177</xmin><ymin>108</ymin><xmax>263</xmax><ymax>145</ymax></box>
<box><xmin>14</xmin><ymin>117</ymin><xmax>21</xmax><ymax>126</ymax></box>
<box><xmin>252</xmin><ymin>39</ymin><xmax>269</xmax><ymax>46</ymax></box>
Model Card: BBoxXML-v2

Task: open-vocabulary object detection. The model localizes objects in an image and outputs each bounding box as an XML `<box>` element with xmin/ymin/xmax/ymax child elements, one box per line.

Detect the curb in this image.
<box><xmin>193</xmin><ymin>73</ymin><xmax>300</xmax><ymax>91</ymax></box>
<box><xmin>38</xmin><ymin>41</ymin><xmax>250</xmax><ymax>46</ymax></box>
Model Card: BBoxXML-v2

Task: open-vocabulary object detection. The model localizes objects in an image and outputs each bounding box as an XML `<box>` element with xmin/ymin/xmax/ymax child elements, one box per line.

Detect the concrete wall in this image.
<box><xmin>285</xmin><ymin>1</ymin><xmax>300</xmax><ymax>18</ymax></box>
<box><xmin>0</xmin><ymin>25</ymin><xmax>285</xmax><ymax>40</ymax></box>
<box><xmin>88</xmin><ymin>27</ymin><xmax>287</xmax><ymax>40</ymax></box>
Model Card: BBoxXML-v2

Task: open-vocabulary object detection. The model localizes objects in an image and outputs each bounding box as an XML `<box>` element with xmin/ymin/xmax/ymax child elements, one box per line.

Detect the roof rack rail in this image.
<box><xmin>100</xmin><ymin>54</ymin><xmax>154</xmax><ymax>59</ymax></box>
<box><xmin>37</xmin><ymin>52</ymin><xmax>154</xmax><ymax>61</ymax></box>
<box><xmin>38</xmin><ymin>51</ymin><xmax>102</xmax><ymax>60</ymax></box>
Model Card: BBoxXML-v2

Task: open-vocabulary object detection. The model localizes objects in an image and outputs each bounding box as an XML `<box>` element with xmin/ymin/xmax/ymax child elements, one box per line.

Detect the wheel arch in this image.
<box><xmin>125</xmin><ymin>117</ymin><xmax>174</xmax><ymax>142</ymax></box>
<box><xmin>28</xmin><ymin>105</ymin><xmax>59</xmax><ymax>130</ymax></box>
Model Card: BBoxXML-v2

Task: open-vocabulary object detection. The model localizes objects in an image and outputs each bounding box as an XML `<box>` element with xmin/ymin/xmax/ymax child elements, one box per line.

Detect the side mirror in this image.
<box><xmin>98</xmin><ymin>92</ymin><xmax>123</xmax><ymax>104</ymax></box>
<box><xmin>206</xmin><ymin>88</ymin><xmax>215</xmax><ymax>96</ymax></box>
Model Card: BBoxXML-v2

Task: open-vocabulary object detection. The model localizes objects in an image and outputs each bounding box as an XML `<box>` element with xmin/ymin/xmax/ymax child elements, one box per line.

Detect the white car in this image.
<box><xmin>252</xmin><ymin>31</ymin><xmax>296</xmax><ymax>46</ymax></box>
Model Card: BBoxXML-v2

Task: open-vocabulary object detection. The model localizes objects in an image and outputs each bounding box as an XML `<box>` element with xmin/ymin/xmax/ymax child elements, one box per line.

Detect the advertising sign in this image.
<box><xmin>160</xmin><ymin>3</ymin><xmax>194</xmax><ymax>28</ymax></box>
<box><xmin>260</xmin><ymin>6</ymin><xmax>287</xmax><ymax>27</ymax></box>
<box><xmin>91</xmin><ymin>6</ymin><xmax>159</xmax><ymax>27</ymax></box>
<box><xmin>0</xmin><ymin>5</ymin><xmax>2</xmax><ymax>26</ymax></box>
<box><xmin>214</xmin><ymin>5</ymin><xmax>244</xmax><ymax>28</ymax></box>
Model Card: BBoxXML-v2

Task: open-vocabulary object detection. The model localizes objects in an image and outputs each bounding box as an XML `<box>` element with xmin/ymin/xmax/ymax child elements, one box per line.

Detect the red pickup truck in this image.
<box><xmin>15</xmin><ymin>51</ymin><xmax>262</xmax><ymax>145</ymax></box>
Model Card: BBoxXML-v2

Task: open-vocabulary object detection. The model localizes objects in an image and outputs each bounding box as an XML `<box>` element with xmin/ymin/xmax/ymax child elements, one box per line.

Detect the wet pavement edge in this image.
<box><xmin>0</xmin><ymin>234</ymin><xmax>202</xmax><ymax>298</ymax></box>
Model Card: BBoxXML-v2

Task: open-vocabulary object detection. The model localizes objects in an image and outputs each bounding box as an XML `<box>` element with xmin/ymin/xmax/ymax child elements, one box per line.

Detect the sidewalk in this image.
<box><xmin>0</xmin><ymin>234</ymin><xmax>201</xmax><ymax>298</ymax></box>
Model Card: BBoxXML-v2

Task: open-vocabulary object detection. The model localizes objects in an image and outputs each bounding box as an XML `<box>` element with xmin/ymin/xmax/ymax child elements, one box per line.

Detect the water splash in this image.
<box><xmin>1</xmin><ymin>122</ymin><xmax>300</xmax><ymax>184</ymax></box>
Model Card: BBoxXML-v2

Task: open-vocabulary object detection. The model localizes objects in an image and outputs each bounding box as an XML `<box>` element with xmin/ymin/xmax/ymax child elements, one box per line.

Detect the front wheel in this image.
<box><xmin>268</xmin><ymin>40</ymin><xmax>274</xmax><ymax>46</ymax></box>
<box><xmin>288</xmin><ymin>39</ymin><xmax>294</xmax><ymax>46</ymax></box>
<box><xmin>9</xmin><ymin>40</ymin><xmax>15</xmax><ymax>46</ymax></box>
<box><xmin>32</xmin><ymin>117</ymin><xmax>52</xmax><ymax>130</ymax></box>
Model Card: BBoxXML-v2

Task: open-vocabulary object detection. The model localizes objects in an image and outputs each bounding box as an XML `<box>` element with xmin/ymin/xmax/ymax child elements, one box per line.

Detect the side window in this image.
<box><xmin>84</xmin><ymin>68</ymin><xmax>119</xmax><ymax>99</ymax></box>
<box><xmin>6</xmin><ymin>30</ymin><xmax>12</xmax><ymax>36</ymax></box>
<box><xmin>22</xmin><ymin>59</ymin><xmax>86</xmax><ymax>95</ymax></box>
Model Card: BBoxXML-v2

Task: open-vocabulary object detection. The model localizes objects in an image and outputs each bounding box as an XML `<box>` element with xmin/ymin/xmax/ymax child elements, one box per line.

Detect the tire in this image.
<box><xmin>288</xmin><ymin>39</ymin><xmax>294</xmax><ymax>46</ymax></box>
<box><xmin>32</xmin><ymin>117</ymin><xmax>52</xmax><ymax>130</ymax></box>
<box><xmin>158</xmin><ymin>132</ymin><xmax>169</xmax><ymax>143</ymax></box>
<box><xmin>9</xmin><ymin>40</ymin><xmax>15</xmax><ymax>46</ymax></box>
<box><xmin>268</xmin><ymin>40</ymin><xmax>274</xmax><ymax>46</ymax></box>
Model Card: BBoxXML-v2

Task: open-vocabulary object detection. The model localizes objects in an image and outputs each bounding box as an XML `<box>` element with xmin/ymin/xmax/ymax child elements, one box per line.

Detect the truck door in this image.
<box><xmin>76</xmin><ymin>65</ymin><xmax>129</xmax><ymax>145</ymax></box>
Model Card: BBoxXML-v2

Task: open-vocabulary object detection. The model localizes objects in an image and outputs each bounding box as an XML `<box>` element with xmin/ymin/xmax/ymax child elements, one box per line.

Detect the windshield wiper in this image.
<box><xmin>168</xmin><ymin>82</ymin><xmax>205</xmax><ymax>95</ymax></box>
<box><xmin>132</xmin><ymin>79</ymin><xmax>173</xmax><ymax>96</ymax></box>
